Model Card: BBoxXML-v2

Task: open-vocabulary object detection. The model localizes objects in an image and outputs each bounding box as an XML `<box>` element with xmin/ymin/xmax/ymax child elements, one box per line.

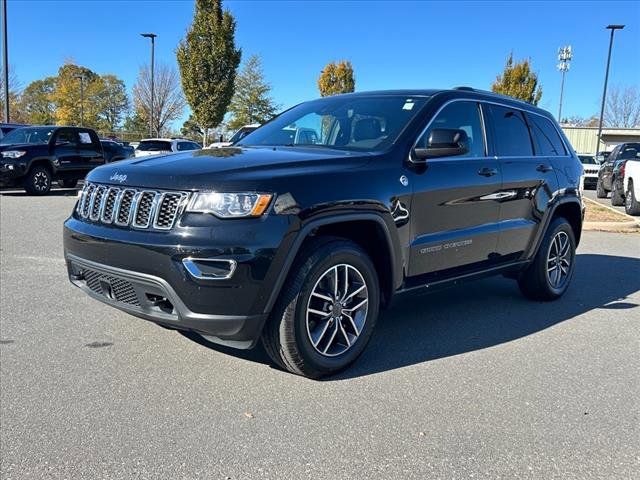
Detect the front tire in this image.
<box><xmin>596</xmin><ymin>179</ymin><xmax>608</xmax><ymax>198</ymax></box>
<box><xmin>24</xmin><ymin>165</ymin><xmax>52</xmax><ymax>195</ymax></box>
<box><xmin>625</xmin><ymin>180</ymin><xmax>640</xmax><ymax>216</ymax></box>
<box><xmin>518</xmin><ymin>217</ymin><xmax>576</xmax><ymax>301</ymax></box>
<box><xmin>262</xmin><ymin>238</ymin><xmax>380</xmax><ymax>379</ymax></box>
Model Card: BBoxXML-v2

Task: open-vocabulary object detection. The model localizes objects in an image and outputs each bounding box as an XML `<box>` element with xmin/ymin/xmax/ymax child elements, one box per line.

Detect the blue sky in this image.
<box><xmin>5</xmin><ymin>0</ymin><xmax>640</xmax><ymax>126</ymax></box>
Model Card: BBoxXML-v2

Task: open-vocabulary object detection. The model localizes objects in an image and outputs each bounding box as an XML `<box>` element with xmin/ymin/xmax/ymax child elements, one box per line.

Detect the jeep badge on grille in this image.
<box><xmin>110</xmin><ymin>172</ymin><xmax>127</xmax><ymax>183</ymax></box>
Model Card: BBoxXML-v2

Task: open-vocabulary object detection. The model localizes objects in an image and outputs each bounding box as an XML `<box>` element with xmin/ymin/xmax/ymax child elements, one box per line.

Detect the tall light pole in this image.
<box><xmin>595</xmin><ymin>24</ymin><xmax>624</xmax><ymax>159</ymax></box>
<box><xmin>75</xmin><ymin>74</ymin><xmax>85</xmax><ymax>126</ymax></box>
<box><xmin>2</xmin><ymin>0</ymin><xmax>9</xmax><ymax>122</ymax></box>
<box><xmin>557</xmin><ymin>45</ymin><xmax>572</xmax><ymax>122</ymax></box>
<box><xmin>141</xmin><ymin>33</ymin><xmax>157</xmax><ymax>137</ymax></box>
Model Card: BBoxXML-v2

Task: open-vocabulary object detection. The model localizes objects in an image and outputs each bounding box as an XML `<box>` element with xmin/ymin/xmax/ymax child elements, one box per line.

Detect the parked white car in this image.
<box><xmin>578</xmin><ymin>154</ymin><xmax>600</xmax><ymax>190</ymax></box>
<box><xmin>623</xmin><ymin>157</ymin><xmax>640</xmax><ymax>215</ymax></box>
<box><xmin>208</xmin><ymin>124</ymin><xmax>260</xmax><ymax>148</ymax></box>
<box><xmin>135</xmin><ymin>138</ymin><xmax>201</xmax><ymax>157</ymax></box>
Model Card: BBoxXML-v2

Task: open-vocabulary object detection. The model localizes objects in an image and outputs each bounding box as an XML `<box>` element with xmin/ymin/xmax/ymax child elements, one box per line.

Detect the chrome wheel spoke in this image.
<box><xmin>338</xmin><ymin>322</ymin><xmax>351</xmax><ymax>347</ymax></box>
<box><xmin>311</xmin><ymin>291</ymin><xmax>333</xmax><ymax>302</ymax></box>
<box><xmin>322</xmin><ymin>323</ymin><xmax>339</xmax><ymax>354</ymax></box>
<box><xmin>311</xmin><ymin>319</ymin><xmax>332</xmax><ymax>347</ymax></box>
<box><xmin>343</xmin><ymin>284</ymin><xmax>366</xmax><ymax>303</ymax></box>
<box><xmin>343</xmin><ymin>313</ymin><xmax>360</xmax><ymax>336</ymax></box>
<box><xmin>344</xmin><ymin>298</ymin><xmax>368</xmax><ymax>313</ymax></box>
<box><xmin>546</xmin><ymin>231</ymin><xmax>571</xmax><ymax>289</ymax></box>
<box><xmin>308</xmin><ymin>308</ymin><xmax>330</xmax><ymax>318</ymax></box>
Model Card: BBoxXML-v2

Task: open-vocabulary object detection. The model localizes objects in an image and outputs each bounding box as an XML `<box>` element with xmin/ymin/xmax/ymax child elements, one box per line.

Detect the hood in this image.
<box><xmin>87</xmin><ymin>146</ymin><xmax>373</xmax><ymax>190</ymax></box>
<box><xmin>0</xmin><ymin>143</ymin><xmax>47</xmax><ymax>152</ymax></box>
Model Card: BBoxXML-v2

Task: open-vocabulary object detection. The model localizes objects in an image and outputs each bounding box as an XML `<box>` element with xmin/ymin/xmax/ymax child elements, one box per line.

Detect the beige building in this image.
<box><xmin>561</xmin><ymin>126</ymin><xmax>640</xmax><ymax>154</ymax></box>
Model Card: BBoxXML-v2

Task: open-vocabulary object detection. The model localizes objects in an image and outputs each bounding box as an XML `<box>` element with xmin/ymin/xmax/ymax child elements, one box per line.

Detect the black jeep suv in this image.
<box><xmin>0</xmin><ymin>126</ymin><xmax>104</xmax><ymax>194</ymax></box>
<box><xmin>63</xmin><ymin>88</ymin><xmax>584</xmax><ymax>378</ymax></box>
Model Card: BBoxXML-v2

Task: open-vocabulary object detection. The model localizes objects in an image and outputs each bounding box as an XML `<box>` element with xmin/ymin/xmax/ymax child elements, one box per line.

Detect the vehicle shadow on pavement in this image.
<box><xmin>335</xmin><ymin>253</ymin><xmax>640</xmax><ymax>380</ymax></box>
<box><xmin>0</xmin><ymin>188</ymin><xmax>79</xmax><ymax>197</ymax></box>
<box><xmin>180</xmin><ymin>253</ymin><xmax>640</xmax><ymax>379</ymax></box>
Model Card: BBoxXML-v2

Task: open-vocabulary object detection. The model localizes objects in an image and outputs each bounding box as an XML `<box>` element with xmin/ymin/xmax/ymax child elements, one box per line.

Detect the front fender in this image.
<box><xmin>261</xmin><ymin>210</ymin><xmax>403</xmax><ymax>315</ymax></box>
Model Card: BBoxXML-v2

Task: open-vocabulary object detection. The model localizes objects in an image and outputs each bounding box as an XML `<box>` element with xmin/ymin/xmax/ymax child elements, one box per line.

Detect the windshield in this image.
<box><xmin>137</xmin><ymin>140</ymin><xmax>172</xmax><ymax>152</ymax></box>
<box><xmin>0</xmin><ymin>126</ymin><xmax>55</xmax><ymax>145</ymax></box>
<box><xmin>578</xmin><ymin>155</ymin><xmax>598</xmax><ymax>165</ymax></box>
<box><xmin>229</xmin><ymin>126</ymin><xmax>258</xmax><ymax>144</ymax></box>
<box><xmin>237</xmin><ymin>95</ymin><xmax>428</xmax><ymax>152</ymax></box>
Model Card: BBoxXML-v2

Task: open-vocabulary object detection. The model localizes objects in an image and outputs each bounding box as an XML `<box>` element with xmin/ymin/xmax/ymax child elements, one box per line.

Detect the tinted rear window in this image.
<box><xmin>138</xmin><ymin>140</ymin><xmax>172</xmax><ymax>151</ymax></box>
<box><xmin>487</xmin><ymin>104</ymin><xmax>533</xmax><ymax>156</ymax></box>
<box><xmin>527</xmin><ymin>114</ymin><xmax>566</xmax><ymax>156</ymax></box>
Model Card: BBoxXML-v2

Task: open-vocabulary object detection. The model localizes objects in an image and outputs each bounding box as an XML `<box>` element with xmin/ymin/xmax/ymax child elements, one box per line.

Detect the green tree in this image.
<box><xmin>228</xmin><ymin>55</ymin><xmax>278</xmax><ymax>130</ymax></box>
<box><xmin>122</xmin><ymin>112</ymin><xmax>148</xmax><ymax>135</ymax></box>
<box><xmin>99</xmin><ymin>74</ymin><xmax>130</xmax><ymax>132</ymax></box>
<box><xmin>180</xmin><ymin>114</ymin><xmax>204</xmax><ymax>140</ymax></box>
<box><xmin>177</xmin><ymin>0</ymin><xmax>242</xmax><ymax>143</ymax></box>
<box><xmin>317</xmin><ymin>60</ymin><xmax>355</xmax><ymax>97</ymax></box>
<box><xmin>491</xmin><ymin>53</ymin><xmax>542</xmax><ymax>105</ymax></box>
<box><xmin>20</xmin><ymin>77</ymin><xmax>56</xmax><ymax>124</ymax></box>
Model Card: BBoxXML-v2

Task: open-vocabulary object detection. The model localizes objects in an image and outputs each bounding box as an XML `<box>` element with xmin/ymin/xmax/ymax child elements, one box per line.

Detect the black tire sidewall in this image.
<box><xmin>291</xmin><ymin>244</ymin><xmax>380</xmax><ymax>374</ymax></box>
<box><xmin>26</xmin><ymin>167</ymin><xmax>51</xmax><ymax>195</ymax></box>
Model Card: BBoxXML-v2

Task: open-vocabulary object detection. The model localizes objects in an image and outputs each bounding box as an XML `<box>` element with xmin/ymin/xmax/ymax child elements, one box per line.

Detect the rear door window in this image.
<box><xmin>138</xmin><ymin>140</ymin><xmax>172</xmax><ymax>152</ymax></box>
<box><xmin>55</xmin><ymin>129</ymin><xmax>79</xmax><ymax>147</ymax></box>
<box><xmin>486</xmin><ymin>104</ymin><xmax>533</xmax><ymax>157</ymax></box>
<box><xmin>526</xmin><ymin>114</ymin><xmax>566</xmax><ymax>156</ymax></box>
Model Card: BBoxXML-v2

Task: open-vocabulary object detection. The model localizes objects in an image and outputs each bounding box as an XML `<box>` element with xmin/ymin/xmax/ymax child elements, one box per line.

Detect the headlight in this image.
<box><xmin>186</xmin><ymin>192</ymin><xmax>272</xmax><ymax>218</ymax></box>
<box><xmin>1</xmin><ymin>150</ymin><xmax>26</xmax><ymax>159</ymax></box>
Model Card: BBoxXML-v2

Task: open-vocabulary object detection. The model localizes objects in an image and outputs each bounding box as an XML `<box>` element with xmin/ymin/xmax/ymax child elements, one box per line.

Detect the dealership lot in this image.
<box><xmin>1</xmin><ymin>192</ymin><xmax>639</xmax><ymax>479</ymax></box>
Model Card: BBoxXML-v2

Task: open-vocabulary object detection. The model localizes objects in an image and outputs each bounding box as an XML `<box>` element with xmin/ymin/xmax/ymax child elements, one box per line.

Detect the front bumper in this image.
<box><xmin>63</xmin><ymin>213</ymin><xmax>293</xmax><ymax>349</ymax></box>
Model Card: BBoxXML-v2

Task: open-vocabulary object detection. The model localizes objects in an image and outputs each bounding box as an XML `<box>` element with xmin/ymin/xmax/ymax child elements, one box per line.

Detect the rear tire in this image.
<box><xmin>518</xmin><ymin>217</ymin><xmax>576</xmax><ymax>301</ymax></box>
<box><xmin>596</xmin><ymin>179</ymin><xmax>608</xmax><ymax>198</ymax></box>
<box><xmin>625</xmin><ymin>180</ymin><xmax>640</xmax><ymax>216</ymax></box>
<box><xmin>262</xmin><ymin>237</ymin><xmax>380</xmax><ymax>379</ymax></box>
<box><xmin>59</xmin><ymin>179</ymin><xmax>78</xmax><ymax>189</ymax></box>
<box><xmin>611</xmin><ymin>182</ymin><xmax>625</xmax><ymax>206</ymax></box>
<box><xmin>23</xmin><ymin>165</ymin><xmax>52</xmax><ymax>195</ymax></box>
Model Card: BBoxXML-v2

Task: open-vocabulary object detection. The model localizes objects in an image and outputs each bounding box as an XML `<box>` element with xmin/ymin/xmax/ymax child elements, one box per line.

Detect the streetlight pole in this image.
<box><xmin>556</xmin><ymin>46</ymin><xmax>572</xmax><ymax>122</ymax></box>
<box><xmin>141</xmin><ymin>33</ymin><xmax>157</xmax><ymax>137</ymax></box>
<box><xmin>75</xmin><ymin>75</ymin><xmax>84</xmax><ymax>126</ymax></box>
<box><xmin>595</xmin><ymin>24</ymin><xmax>624</xmax><ymax>159</ymax></box>
<box><xmin>2</xmin><ymin>0</ymin><xmax>9</xmax><ymax>123</ymax></box>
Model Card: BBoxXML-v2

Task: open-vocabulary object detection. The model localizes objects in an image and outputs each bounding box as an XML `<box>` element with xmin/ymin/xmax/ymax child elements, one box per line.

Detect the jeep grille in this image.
<box><xmin>76</xmin><ymin>182</ymin><xmax>189</xmax><ymax>230</ymax></box>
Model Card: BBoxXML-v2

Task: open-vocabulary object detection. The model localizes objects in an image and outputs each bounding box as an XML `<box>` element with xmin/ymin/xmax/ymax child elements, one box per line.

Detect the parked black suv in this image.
<box><xmin>596</xmin><ymin>142</ymin><xmax>640</xmax><ymax>204</ymax></box>
<box><xmin>63</xmin><ymin>89</ymin><xmax>584</xmax><ymax>378</ymax></box>
<box><xmin>0</xmin><ymin>126</ymin><xmax>104</xmax><ymax>194</ymax></box>
<box><xmin>100</xmin><ymin>139</ymin><xmax>135</xmax><ymax>163</ymax></box>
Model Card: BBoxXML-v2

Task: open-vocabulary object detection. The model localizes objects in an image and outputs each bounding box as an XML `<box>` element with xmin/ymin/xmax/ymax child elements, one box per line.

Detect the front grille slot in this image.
<box><xmin>133</xmin><ymin>191</ymin><xmax>158</xmax><ymax>228</ymax></box>
<box><xmin>115</xmin><ymin>190</ymin><xmax>136</xmax><ymax>226</ymax></box>
<box><xmin>154</xmin><ymin>193</ymin><xmax>186</xmax><ymax>229</ymax></box>
<box><xmin>77</xmin><ymin>182</ymin><xmax>188</xmax><ymax>231</ymax></box>
<box><xmin>81</xmin><ymin>268</ymin><xmax>141</xmax><ymax>306</ymax></box>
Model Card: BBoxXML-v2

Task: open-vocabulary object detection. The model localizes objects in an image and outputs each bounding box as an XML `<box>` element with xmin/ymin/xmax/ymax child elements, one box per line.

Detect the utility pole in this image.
<box><xmin>595</xmin><ymin>25</ymin><xmax>624</xmax><ymax>159</ymax></box>
<box><xmin>75</xmin><ymin>75</ymin><xmax>85</xmax><ymax>126</ymax></box>
<box><xmin>2</xmin><ymin>0</ymin><xmax>9</xmax><ymax>122</ymax></box>
<box><xmin>556</xmin><ymin>46</ymin><xmax>572</xmax><ymax>122</ymax></box>
<box><xmin>141</xmin><ymin>33</ymin><xmax>157</xmax><ymax>137</ymax></box>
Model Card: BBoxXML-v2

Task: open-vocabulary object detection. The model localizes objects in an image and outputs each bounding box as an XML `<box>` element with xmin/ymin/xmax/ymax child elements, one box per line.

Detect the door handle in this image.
<box><xmin>536</xmin><ymin>164</ymin><xmax>553</xmax><ymax>173</ymax></box>
<box><xmin>478</xmin><ymin>167</ymin><xmax>498</xmax><ymax>177</ymax></box>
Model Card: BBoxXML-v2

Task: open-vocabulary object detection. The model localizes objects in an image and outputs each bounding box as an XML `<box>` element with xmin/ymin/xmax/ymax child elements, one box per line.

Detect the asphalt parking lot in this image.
<box><xmin>1</xmin><ymin>191</ymin><xmax>639</xmax><ymax>479</ymax></box>
<box><xmin>582</xmin><ymin>188</ymin><xmax>629</xmax><ymax>215</ymax></box>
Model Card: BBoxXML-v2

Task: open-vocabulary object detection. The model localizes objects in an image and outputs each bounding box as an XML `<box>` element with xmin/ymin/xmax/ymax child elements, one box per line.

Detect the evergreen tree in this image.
<box><xmin>228</xmin><ymin>55</ymin><xmax>278</xmax><ymax>130</ymax></box>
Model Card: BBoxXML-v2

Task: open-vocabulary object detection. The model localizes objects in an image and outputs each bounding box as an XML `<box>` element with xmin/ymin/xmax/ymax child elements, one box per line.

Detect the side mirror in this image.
<box><xmin>412</xmin><ymin>128</ymin><xmax>469</xmax><ymax>161</ymax></box>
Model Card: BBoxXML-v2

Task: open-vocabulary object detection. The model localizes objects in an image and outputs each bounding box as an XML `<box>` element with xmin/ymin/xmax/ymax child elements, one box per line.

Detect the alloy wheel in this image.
<box><xmin>305</xmin><ymin>264</ymin><xmax>369</xmax><ymax>357</ymax></box>
<box><xmin>33</xmin><ymin>171</ymin><xmax>49</xmax><ymax>192</ymax></box>
<box><xmin>546</xmin><ymin>231</ymin><xmax>572</xmax><ymax>289</ymax></box>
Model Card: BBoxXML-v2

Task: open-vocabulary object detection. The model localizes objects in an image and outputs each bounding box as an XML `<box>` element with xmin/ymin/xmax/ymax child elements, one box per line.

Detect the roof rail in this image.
<box><xmin>454</xmin><ymin>86</ymin><xmax>475</xmax><ymax>91</ymax></box>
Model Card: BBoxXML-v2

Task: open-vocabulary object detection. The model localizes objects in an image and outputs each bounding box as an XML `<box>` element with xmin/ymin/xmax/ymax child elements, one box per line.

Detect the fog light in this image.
<box><xmin>182</xmin><ymin>258</ymin><xmax>237</xmax><ymax>280</ymax></box>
